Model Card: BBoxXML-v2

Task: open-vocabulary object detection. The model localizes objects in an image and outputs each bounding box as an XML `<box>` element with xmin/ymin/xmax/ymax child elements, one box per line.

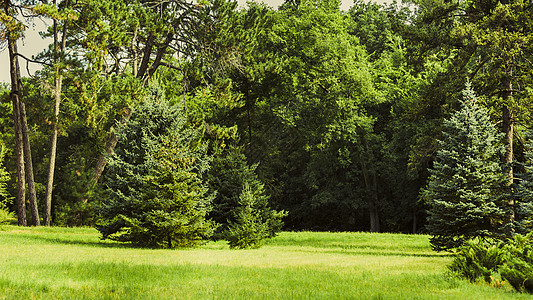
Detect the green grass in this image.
<box><xmin>0</xmin><ymin>226</ymin><xmax>530</xmax><ymax>299</ymax></box>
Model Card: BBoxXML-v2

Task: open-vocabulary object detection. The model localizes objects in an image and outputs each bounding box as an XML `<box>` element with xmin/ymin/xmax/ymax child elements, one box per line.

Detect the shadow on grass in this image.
<box><xmin>9</xmin><ymin>233</ymin><xmax>135</xmax><ymax>249</ymax></box>
<box><xmin>288</xmin><ymin>247</ymin><xmax>451</xmax><ymax>258</ymax></box>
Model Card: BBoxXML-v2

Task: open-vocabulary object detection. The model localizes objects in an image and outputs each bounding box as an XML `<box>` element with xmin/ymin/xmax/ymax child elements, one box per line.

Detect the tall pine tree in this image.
<box><xmin>423</xmin><ymin>84</ymin><xmax>511</xmax><ymax>251</ymax></box>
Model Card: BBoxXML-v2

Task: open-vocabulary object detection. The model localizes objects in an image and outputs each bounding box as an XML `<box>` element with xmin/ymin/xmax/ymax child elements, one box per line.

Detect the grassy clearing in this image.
<box><xmin>0</xmin><ymin>226</ymin><xmax>530</xmax><ymax>299</ymax></box>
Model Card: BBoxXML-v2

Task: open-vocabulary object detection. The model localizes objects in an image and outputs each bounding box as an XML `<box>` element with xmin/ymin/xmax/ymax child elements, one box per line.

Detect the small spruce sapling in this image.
<box><xmin>226</xmin><ymin>183</ymin><xmax>270</xmax><ymax>249</ymax></box>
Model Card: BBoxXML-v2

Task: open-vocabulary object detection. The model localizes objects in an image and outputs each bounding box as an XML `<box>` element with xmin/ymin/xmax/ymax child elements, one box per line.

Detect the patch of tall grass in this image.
<box><xmin>0</xmin><ymin>226</ymin><xmax>530</xmax><ymax>299</ymax></box>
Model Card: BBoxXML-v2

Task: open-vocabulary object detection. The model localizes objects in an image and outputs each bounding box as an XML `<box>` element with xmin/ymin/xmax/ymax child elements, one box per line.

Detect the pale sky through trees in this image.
<box><xmin>0</xmin><ymin>0</ymin><xmax>393</xmax><ymax>83</ymax></box>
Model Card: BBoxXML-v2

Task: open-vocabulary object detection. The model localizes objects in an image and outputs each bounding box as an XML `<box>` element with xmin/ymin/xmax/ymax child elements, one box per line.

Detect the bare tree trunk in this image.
<box><xmin>44</xmin><ymin>74</ymin><xmax>62</xmax><ymax>225</ymax></box>
<box><xmin>44</xmin><ymin>5</ymin><xmax>68</xmax><ymax>225</ymax></box>
<box><xmin>361</xmin><ymin>162</ymin><xmax>380</xmax><ymax>232</ymax></box>
<box><xmin>19</xmin><ymin>101</ymin><xmax>40</xmax><ymax>226</ymax></box>
<box><xmin>10</xmin><ymin>90</ymin><xmax>27</xmax><ymax>226</ymax></box>
<box><xmin>5</xmin><ymin>0</ymin><xmax>27</xmax><ymax>226</ymax></box>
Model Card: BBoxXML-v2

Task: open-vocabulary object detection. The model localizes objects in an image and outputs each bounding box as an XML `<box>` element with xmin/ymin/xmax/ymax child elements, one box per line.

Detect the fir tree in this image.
<box><xmin>97</xmin><ymin>90</ymin><xmax>216</xmax><ymax>248</ymax></box>
<box><xmin>423</xmin><ymin>84</ymin><xmax>511</xmax><ymax>251</ymax></box>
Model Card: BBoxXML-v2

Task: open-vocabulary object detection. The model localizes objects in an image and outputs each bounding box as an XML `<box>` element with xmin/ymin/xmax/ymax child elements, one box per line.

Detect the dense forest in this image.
<box><xmin>1</xmin><ymin>0</ymin><xmax>533</xmax><ymax>244</ymax></box>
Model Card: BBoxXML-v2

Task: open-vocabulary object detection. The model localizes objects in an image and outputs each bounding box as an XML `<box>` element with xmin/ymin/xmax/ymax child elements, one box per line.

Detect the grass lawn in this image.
<box><xmin>0</xmin><ymin>226</ymin><xmax>530</xmax><ymax>299</ymax></box>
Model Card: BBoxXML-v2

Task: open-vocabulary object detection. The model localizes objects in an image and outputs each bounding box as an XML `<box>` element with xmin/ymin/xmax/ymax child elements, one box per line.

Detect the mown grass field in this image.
<box><xmin>0</xmin><ymin>226</ymin><xmax>530</xmax><ymax>299</ymax></box>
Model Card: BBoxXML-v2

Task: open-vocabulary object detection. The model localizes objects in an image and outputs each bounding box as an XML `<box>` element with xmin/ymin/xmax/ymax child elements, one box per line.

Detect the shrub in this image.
<box><xmin>448</xmin><ymin>238</ymin><xmax>504</xmax><ymax>283</ymax></box>
<box><xmin>0</xmin><ymin>209</ymin><xmax>14</xmax><ymax>225</ymax></box>
<box><xmin>449</xmin><ymin>233</ymin><xmax>533</xmax><ymax>294</ymax></box>
<box><xmin>500</xmin><ymin>233</ymin><xmax>533</xmax><ymax>293</ymax></box>
<box><xmin>0</xmin><ymin>144</ymin><xmax>11</xmax><ymax>211</ymax></box>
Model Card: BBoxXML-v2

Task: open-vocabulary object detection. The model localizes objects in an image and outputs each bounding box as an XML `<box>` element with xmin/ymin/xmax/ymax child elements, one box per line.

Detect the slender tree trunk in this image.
<box><xmin>12</xmin><ymin>98</ymin><xmax>26</xmax><ymax>226</ymax></box>
<box><xmin>361</xmin><ymin>162</ymin><xmax>380</xmax><ymax>232</ymax></box>
<box><xmin>44</xmin><ymin>5</ymin><xmax>68</xmax><ymax>225</ymax></box>
<box><xmin>369</xmin><ymin>173</ymin><xmax>380</xmax><ymax>232</ymax></box>
<box><xmin>19</xmin><ymin>101</ymin><xmax>40</xmax><ymax>226</ymax></box>
<box><xmin>44</xmin><ymin>74</ymin><xmax>62</xmax><ymax>225</ymax></box>
<box><xmin>10</xmin><ymin>83</ymin><xmax>27</xmax><ymax>226</ymax></box>
<box><xmin>5</xmin><ymin>0</ymin><xmax>27</xmax><ymax>226</ymax></box>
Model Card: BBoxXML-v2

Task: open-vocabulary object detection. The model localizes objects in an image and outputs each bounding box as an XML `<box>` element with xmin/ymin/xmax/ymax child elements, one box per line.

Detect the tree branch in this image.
<box><xmin>14</xmin><ymin>52</ymin><xmax>53</xmax><ymax>67</ymax></box>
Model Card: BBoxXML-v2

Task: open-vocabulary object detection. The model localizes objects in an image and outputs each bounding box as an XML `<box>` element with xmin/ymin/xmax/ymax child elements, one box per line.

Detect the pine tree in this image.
<box><xmin>423</xmin><ymin>84</ymin><xmax>511</xmax><ymax>251</ymax></box>
<box><xmin>96</xmin><ymin>90</ymin><xmax>216</xmax><ymax>248</ymax></box>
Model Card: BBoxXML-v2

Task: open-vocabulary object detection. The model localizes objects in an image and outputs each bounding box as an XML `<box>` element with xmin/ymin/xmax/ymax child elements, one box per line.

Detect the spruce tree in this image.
<box><xmin>423</xmin><ymin>84</ymin><xmax>511</xmax><ymax>251</ymax></box>
<box><xmin>207</xmin><ymin>146</ymin><xmax>286</xmax><ymax>241</ymax></box>
<box><xmin>96</xmin><ymin>90</ymin><xmax>216</xmax><ymax>248</ymax></box>
<box><xmin>514</xmin><ymin>132</ymin><xmax>533</xmax><ymax>234</ymax></box>
<box><xmin>226</xmin><ymin>183</ymin><xmax>270</xmax><ymax>249</ymax></box>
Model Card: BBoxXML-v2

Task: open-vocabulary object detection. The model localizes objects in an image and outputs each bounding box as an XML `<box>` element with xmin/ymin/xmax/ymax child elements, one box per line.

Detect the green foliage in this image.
<box><xmin>207</xmin><ymin>146</ymin><xmax>285</xmax><ymax>240</ymax></box>
<box><xmin>0</xmin><ymin>144</ymin><xmax>11</xmax><ymax>210</ymax></box>
<box><xmin>97</xmin><ymin>90</ymin><xmax>216</xmax><ymax>248</ymax></box>
<box><xmin>226</xmin><ymin>184</ymin><xmax>269</xmax><ymax>249</ymax></box>
<box><xmin>448</xmin><ymin>239</ymin><xmax>505</xmax><ymax>283</ymax></box>
<box><xmin>514</xmin><ymin>131</ymin><xmax>533</xmax><ymax>234</ymax></box>
<box><xmin>500</xmin><ymin>233</ymin><xmax>533</xmax><ymax>294</ymax></box>
<box><xmin>423</xmin><ymin>84</ymin><xmax>510</xmax><ymax>251</ymax></box>
<box><xmin>449</xmin><ymin>233</ymin><xmax>533</xmax><ymax>294</ymax></box>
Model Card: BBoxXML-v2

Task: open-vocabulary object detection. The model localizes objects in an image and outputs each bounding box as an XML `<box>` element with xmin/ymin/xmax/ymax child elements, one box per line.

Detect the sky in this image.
<box><xmin>0</xmin><ymin>0</ymin><xmax>393</xmax><ymax>84</ymax></box>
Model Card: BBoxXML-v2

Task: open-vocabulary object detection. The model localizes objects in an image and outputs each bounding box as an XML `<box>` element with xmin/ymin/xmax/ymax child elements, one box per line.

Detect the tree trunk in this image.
<box><xmin>44</xmin><ymin>7</ymin><xmax>68</xmax><ymax>226</ymax></box>
<box><xmin>19</xmin><ymin>101</ymin><xmax>40</xmax><ymax>226</ymax></box>
<box><xmin>5</xmin><ymin>0</ymin><xmax>27</xmax><ymax>226</ymax></box>
<box><xmin>361</xmin><ymin>162</ymin><xmax>380</xmax><ymax>232</ymax></box>
<box><xmin>10</xmin><ymin>92</ymin><xmax>26</xmax><ymax>226</ymax></box>
<box><xmin>44</xmin><ymin>73</ymin><xmax>62</xmax><ymax>226</ymax></box>
<box><xmin>412</xmin><ymin>210</ymin><xmax>417</xmax><ymax>234</ymax></box>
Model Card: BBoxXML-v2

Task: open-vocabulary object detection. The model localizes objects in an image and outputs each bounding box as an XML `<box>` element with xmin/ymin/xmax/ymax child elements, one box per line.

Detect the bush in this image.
<box><xmin>0</xmin><ymin>144</ymin><xmax>11</xmax><ymax>211</ymax></box>
<box><xmin>448</xmin><ymin>238</ymin><xmax>504</xmax><ymax>283</ymax></box>
<box><xmin>449</xmin><ymin>233</ymin><xmax>533</xmax><ymax>294</ymax></box>
<box><xmin>500</xmin><ymin>233</ymin><xmax>533</xmax><ymax>293</ymax></box>
<box><xmin>0</xmin><ymin>209</ymin><xmax>15</xmax><ymax>225</ymax></box>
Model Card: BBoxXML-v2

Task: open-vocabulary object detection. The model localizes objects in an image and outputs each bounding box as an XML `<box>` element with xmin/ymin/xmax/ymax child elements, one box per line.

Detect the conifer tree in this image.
<box><xmin>226</xmin><ymin>183</ymin><xmax>270</xmax><ymax>249</ymax></box>
<box><xmin>96</xmin><ymin>90</ymin><xmax>216</xmax><ymax>248</ymax></box>
<box><xmin>514</xmin><ymin>132</ymin><xmax>533</xmax><ymax>234</ymax></box>
<box><xmin>423</xmin><ymin>84</ymin><xmax>511</xmax><ymax>251</ymax></box>
<box><xmin>207</xmin><ymin>147</ymin><xmax>286</xmax><ymax>240</ymax></box>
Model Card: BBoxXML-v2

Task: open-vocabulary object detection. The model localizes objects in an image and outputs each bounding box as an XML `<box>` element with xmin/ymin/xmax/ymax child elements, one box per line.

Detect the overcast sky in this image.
<box><xmin>0</xmin><ymin>0</ymin><xmax>393</xmax><ymax>84</ymax></box>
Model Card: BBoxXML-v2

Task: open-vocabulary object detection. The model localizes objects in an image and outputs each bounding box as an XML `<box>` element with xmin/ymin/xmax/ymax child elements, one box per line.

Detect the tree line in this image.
<box><xmin>0</xmin><ymin>0</ymin><xmax>533</xmax><ymax>248</ymax></box>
